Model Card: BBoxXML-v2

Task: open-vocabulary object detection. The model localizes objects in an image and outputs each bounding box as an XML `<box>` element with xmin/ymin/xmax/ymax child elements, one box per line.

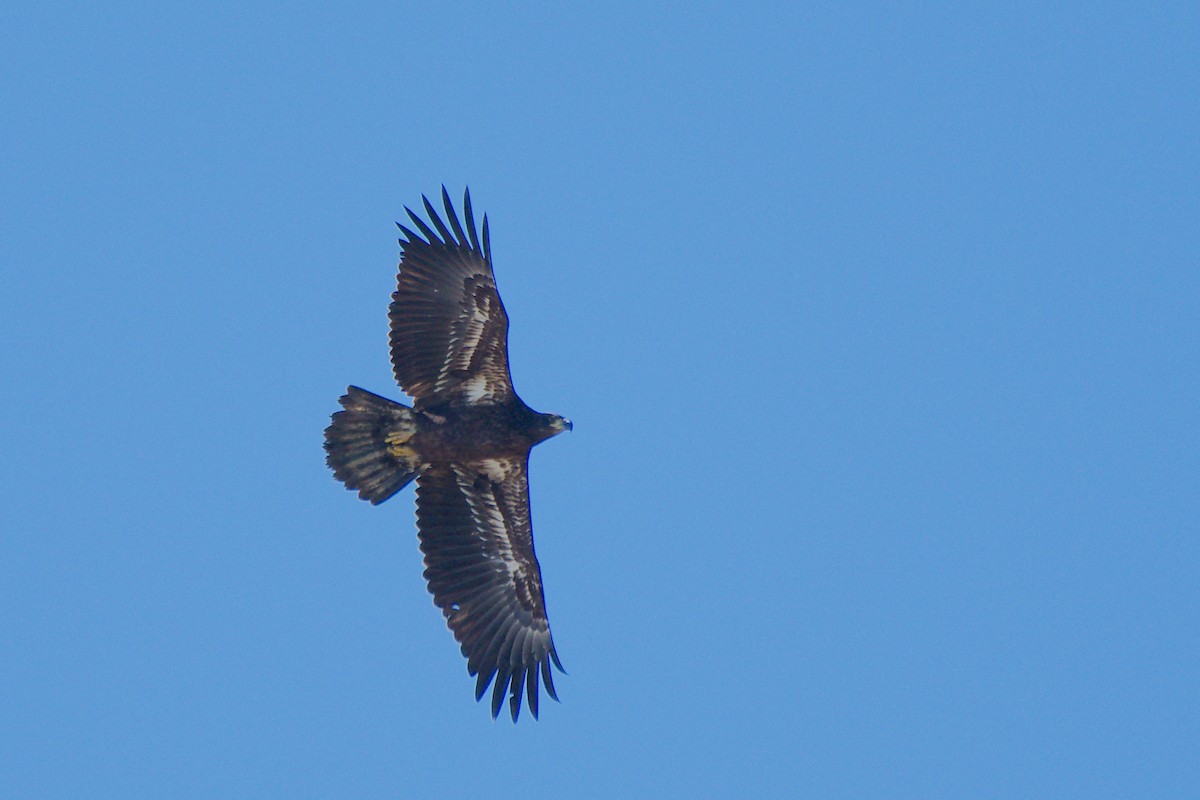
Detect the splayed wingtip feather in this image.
<box><xmin>541</xmin><ymin>659</ymin><xmax>558</xmax><ymax>702</ymax></box>
<box><xmin>440</xmin><ymin>186</ymin><xmax>468</xmax><ymax>247</ymax></box>
<box><xmin>527</xmin><ymin>664</ymin><xmax>540</xmax><ymax>719</ymax></box>
<box><xmin>508</xmin><ymin>668</ymin><xmax>526</xmax><ymax>722</ymax></box>
<box><xmin>422</xmin><ymin>194</ymin><xmax>454</xmax><ymax>244</ymax></box>
<box><xmin>463</xmin><ymin>189</ymin><xmax>481</xmax><ymax>251</ymax></box>
<box><xmin>490</xmin><ymin>665</ymin><xmax>510</xmax><ymax>718</ymax></box>
<box><xmin>405</xmin><ymin>206</ymin><xmax>438</xmax><ymax>243</ymax></box>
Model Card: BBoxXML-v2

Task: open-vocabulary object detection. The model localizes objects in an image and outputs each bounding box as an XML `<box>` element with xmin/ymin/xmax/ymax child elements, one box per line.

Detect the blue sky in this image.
<box><xmin>2</xmin><ymin>2</ymin><xmax>1197</xmax><ymax>797</ymax></box>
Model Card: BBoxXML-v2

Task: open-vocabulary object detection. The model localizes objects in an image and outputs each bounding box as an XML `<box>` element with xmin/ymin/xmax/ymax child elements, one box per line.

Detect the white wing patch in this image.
<box><xmin>433</xmin><ymin>284</ymin><xmax>492</xmax><ymax>397</ymax></box>
<box><xmin>462</xmin><ymin>375</ymin><xmax>490</xmax><ymax>403</ymax></box>
<box><xmin>478</xmin><ymin>458</ymin><xmax>512</xmax><ymax>482</ymax></box>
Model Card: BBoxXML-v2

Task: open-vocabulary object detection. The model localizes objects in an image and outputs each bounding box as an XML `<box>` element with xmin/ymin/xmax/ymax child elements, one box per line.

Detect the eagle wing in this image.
<box><xmin>414</xmin><ymin>458</ymin><xmax>563</xmax><ymax>721</ymax></box>
<box><xmin>390</xmin><ymin>188</ymin><xmax>514</xmax><ymax>409</ymax></box>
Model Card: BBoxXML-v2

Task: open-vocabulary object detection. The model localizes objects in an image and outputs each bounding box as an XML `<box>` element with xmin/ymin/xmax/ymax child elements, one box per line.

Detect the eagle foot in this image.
<box><xmin>385</xmin><ymin>426</ymin><xmax>417</xmax><ymax>460</ymax></box>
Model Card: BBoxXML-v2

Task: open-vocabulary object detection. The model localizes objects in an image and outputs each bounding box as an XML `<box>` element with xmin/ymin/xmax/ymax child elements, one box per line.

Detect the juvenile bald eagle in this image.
<box><xmin>324</xmin><ymin>188</ymin><xmax>572</xmax><ymax>721</ymax></box>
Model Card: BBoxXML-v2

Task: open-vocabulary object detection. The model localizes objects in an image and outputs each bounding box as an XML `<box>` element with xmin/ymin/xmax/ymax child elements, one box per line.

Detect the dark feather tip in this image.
<box><xmin>475</xmin><ymin>668</ymin><xmax>495</xmax><ymax>702</ymax></box>
<box><xmin>508</xmin><ymin>669</ymin><xmax>526</xmax><ymax>722</ymax></box>
<box><xmin>490</xmin><ymin>668</ymin><xmax>509</xmax><ymax>719</ymax></box>
<box><xmin>527</xmin><ymin>664</ymin><xmax>540</xmax><ymax>719</ymax></box>
<box><xmin>541</xmin><ymin>659</ymin><xmax>559</xmax><ymax>702</ymax></box>
<box><xmin>463</xmin><ymin>188</ymin><xmax>481</xmax><ymax>251</ymax></box>
<box><xmin>405</xmin><ymin>206</ymin><xmax>438</xmax><ymax>243</ymax></box>
<box><xmin>396</xmin><ymin>223</ymin><xmax>422</xmax><ymax>245</ymax></box>
<box><xmin>422</xmin><ymin>194</ymin><xmax>454</xmax><ymax>244</ymax></box>
<box><xmin>440</xmin><ymin>185</ymin><xmax>468</xmax><ymax>247</ymax></box>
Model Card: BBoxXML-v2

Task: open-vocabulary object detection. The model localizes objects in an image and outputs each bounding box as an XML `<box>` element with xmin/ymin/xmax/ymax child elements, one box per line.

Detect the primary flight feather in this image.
<box><xmin>324</xmin><ymin>187</ymin><xmax>571</xmax><ymax>721</ymax></box>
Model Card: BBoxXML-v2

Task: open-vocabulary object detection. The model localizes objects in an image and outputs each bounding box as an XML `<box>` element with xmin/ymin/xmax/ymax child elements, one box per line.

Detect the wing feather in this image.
<box><xmin>422</xmin><ymin>193</ymin><xmax>456</xmax><ymax>244</ymax></box>
<box><xmin>390</xmin><ymin>188</ymin><xmax>514</xmax><ymax>408</ymax></box>
<box><xmin>491</xmin><ymin>666</ymin><xmax>510</xmax><ymax>718</ymax></box>
<box><xmin>475</xmin><ymin>668</ymin><xmax>495</xmax><ymax>701</ymax></box>
<box><xmin>440</xmin><ymin>186</ymin><xmax>469</xmax><ymax>247</ymax></box>
<box><xmin>541</xmin><ymin>659</ymin><xmax>558</xmax><ymax>701</ymax></box>
<box><xmin>508</xmin><ymin>668</ymin><xmax>526</xmax><ymax>720</ymax></box>
<box><xmin>462</xmin><ymin>189</ymin><xmax>482</xmax><ymax>251</ymax></box>
<box><xmin>404</xmin><ymin>205</ymin><xmax>440</xmax><ymax>243</ymax></box>
<box><xmin>415</xmin><ymin>459</ymin><xmax>562</xmax><ymax>721</ymax></box>
<box><xmin>526</xmin><ymin>663</ymin><xmax>540</xmax><ymax>719</ymax></box>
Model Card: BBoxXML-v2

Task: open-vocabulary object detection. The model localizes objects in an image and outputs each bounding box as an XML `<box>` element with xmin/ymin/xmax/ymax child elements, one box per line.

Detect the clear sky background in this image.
<box><xmin>2</xmin><ymin>2</ymin><xmax>1197</xmax><ymax>798</ymax></box>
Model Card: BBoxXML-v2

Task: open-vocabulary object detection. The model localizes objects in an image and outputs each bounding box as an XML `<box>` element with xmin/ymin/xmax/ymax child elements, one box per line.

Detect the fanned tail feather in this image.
<box><xmin>324</xmin><ymin>386</ymin><xmax>421</xmax><ymax>504</ymax></box>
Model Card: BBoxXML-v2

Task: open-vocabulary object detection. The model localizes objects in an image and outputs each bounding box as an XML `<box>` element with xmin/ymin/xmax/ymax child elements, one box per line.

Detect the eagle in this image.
<box><xmin>323</xmin><ymin>187</ymin><xmax>572</xmax><ymax>722</ymax></box>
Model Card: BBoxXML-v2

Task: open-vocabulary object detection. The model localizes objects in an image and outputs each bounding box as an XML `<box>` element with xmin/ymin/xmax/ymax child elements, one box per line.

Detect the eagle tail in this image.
<box><xmin>325</xmin><ymin>386</ymin><xmax>422</xmax><ymax>505</ymax></box>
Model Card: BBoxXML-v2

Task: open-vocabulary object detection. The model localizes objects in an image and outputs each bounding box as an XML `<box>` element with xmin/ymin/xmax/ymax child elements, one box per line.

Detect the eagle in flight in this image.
<box><xmin>324</xmin><ymin>188</ymin><xmax>572</xmax><ymax>721</ymax></box>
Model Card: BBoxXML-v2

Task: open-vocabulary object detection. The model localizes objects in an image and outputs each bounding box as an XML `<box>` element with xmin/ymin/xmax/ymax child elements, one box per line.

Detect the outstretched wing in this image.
<box><xmin>415</xmin><ymin>458</ymin><xmax>564</xmax><ymax>721</ymax></box>
<box><xmin>390</xmin><ymin>187</ymin><xmax>514</xmax><ymax>410</ymax></box>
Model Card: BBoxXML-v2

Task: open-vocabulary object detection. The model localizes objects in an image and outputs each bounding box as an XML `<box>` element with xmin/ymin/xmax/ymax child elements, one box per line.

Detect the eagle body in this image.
<box><xmin>324</xmin><ymin>188</ymin><xmax>571</xmax><ymax>722</ymax></box>
<box><xmin>408</xmin><ymin>402</ymin><xmax>569</xmax><ymax>464</ymax></box>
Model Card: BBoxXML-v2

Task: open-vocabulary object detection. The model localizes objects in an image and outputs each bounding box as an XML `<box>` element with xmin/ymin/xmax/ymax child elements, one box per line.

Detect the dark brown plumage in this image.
<box><xmin>324</xmin><ymin>188</ymin><xmax>571</xmax><ymax>721</ymax></box>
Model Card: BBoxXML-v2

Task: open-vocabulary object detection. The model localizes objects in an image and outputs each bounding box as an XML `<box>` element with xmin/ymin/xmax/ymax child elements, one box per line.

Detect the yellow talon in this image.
<box><xmin>388</xmin><ymin>444</ymin><xmax>416</xmax><ymax>460</ymax></box>
<box><xmin>385</xmin><ymin>428</ymin><xmax>416</xmax><ymax>460</ymax></box>
<box><xmin>384</xmin><ymin>429</ymin><xmax>411</xmax><ymax>446</ymax></box>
